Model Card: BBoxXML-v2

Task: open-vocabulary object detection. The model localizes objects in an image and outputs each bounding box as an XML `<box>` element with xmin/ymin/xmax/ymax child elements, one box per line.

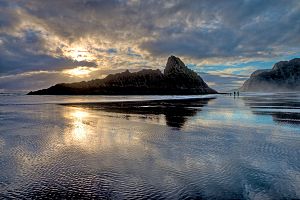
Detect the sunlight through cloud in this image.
<box><xmin>63</xmin><ymin>66</ymin><xmax>97</xmax><ymax>77</ymax></box>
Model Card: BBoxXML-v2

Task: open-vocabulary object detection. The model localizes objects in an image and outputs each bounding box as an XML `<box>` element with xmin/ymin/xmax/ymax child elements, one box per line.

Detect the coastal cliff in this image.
<box><xmin>240</xmin><ymin>58</ymin><xmax>300</xmax><ymax>92</ymax></box>
<box><xmin>28</xmin><ymin>56</ymin><xmax>217</xmax><ymax>95</ymax></box>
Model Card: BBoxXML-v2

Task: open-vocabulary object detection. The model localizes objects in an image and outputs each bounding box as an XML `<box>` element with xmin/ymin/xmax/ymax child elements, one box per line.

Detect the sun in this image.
<box><xmin>63</xmin><ymin>66</ymin><xmax>97</xmax><ymax>77</ymax></box>
<box><xmin>62</xmin><ymin>46</ymin><xmax>99</xmax><ymax>77</ymax></box>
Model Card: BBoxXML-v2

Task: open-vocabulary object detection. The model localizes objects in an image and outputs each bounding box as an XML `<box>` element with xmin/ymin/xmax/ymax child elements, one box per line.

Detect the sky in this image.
<box><xmin>0</xmin><ymin>0</ymin><xmax>300</xmax><ymax>92</ymax></box>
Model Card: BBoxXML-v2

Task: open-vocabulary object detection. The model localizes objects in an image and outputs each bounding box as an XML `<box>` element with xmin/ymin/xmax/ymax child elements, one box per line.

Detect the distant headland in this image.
<box><xmin>240</xmin><ymin>58</ymin><xmax>300</xmax><ymax>92</ymax></box>
<box><xmin>28</xmin><ymin>56</ymin><xmax>217</xmax><ymax>95</ymax></box>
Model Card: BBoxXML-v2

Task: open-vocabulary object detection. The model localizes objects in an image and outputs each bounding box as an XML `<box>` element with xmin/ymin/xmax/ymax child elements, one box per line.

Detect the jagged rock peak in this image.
<box><xmin>164</xmin><ymin>55</ymin><xmax>188</xmax><ymax>75</ymax></box>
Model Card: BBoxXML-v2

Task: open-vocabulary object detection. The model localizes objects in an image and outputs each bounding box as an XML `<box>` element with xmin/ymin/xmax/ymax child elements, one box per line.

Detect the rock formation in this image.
<box><xmin>28</xmin><ymin>56</ymin><xmax>217</xmax><ymax>95</ymax></box>
<box><xmin>240</xmin><ymin>58</ymin><xmax>300</xmax><ymax>92</ymax></box>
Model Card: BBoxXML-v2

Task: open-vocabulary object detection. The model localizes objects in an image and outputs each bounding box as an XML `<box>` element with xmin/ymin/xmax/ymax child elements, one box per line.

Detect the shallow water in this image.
<box><xmin>0</xmin><ymin>93</ymin><xmax>299</xmax><ymax>199</ymax></box>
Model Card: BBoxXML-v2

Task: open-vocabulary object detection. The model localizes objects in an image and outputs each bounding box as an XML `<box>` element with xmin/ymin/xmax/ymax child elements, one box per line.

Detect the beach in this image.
<box><xmin>0</xmin><ymin>93</ymin><xmax>299</xmax><ymax>199</ymax></box>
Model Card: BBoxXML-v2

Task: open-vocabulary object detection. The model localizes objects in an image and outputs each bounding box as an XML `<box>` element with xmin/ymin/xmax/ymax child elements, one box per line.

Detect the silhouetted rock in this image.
<box><xmin>240</xmin><ymin>58</ymin><xmax>300</xmax><ymax>92</ymax></box>
<box><xmin>28</xmin><ymin>56</ymin><xmax>217</xmax><ymax>95</ymax></box>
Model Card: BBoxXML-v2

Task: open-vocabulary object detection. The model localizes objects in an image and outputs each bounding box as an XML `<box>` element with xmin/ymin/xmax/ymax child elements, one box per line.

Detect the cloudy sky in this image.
<box><xmin>0</xmin><ymin>0</ymin><xmax>299</xmax><ymax>92</ymax></box>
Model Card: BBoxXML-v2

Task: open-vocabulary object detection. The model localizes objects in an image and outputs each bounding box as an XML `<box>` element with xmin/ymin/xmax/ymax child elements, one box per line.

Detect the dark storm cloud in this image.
<box><xmin>0</xmin><ymin>32</ymin><xmax>97</xmax><ymax>74</ymax></box>
<box><xmin>0</xmin><ymin>2</ymin><xmax>21</xmax><ymax>33</ymax></box>
<box><xmin>5</xmin><ymin>0</ymin><xmax>298</xmax><ymax>58</ymax></box>
<box><xmin>16</xmin><ymin>0</ymin><xmax>149</xmax><ymax>41</ymax></box>
<box><xmin>140</xmin><ymin>0</ymin><xmax>300</xmax><ymax>58</ymax></box>
<box><xmin>1</xmin><ymin>0</ymin><xmax>300</xmax><ymax>61</ymax></box>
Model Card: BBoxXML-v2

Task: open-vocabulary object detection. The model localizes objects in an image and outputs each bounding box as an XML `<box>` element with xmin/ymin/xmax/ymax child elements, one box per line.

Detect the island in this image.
<box><xmin>28</xmin><ymin>56</ymin><xmax>217</xmax><ymax>95</ymax></box>
<box><xmin>240</xmin><ymin>58</ymin><xmax>300</xmax><ymax>92</ymax></box>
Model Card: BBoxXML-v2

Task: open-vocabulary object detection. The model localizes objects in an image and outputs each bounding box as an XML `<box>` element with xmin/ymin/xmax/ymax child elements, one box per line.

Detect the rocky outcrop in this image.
<box><xmin>28</xmin><ymin>56</ymin><xmax>217</xmax><ymax>95</ymax></box>
<box><xmin>240</xmin><ymin>58</ymin><xmax>300</xmax><ymax>92</ymax></box>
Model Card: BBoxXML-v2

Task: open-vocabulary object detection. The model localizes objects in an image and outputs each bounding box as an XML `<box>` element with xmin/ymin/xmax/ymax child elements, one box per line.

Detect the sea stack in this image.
<box><xmin>240</xmin><ymin>58</ymin><xmax>300</xmax><ymax>92</ymax></box>
<box><xmin>28</xmin><ymin>56</ymin><xmax>217</xmax><ymax>95</ymax></box>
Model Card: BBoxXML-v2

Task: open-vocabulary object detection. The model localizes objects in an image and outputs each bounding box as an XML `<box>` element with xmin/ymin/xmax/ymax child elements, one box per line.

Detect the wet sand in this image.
<box><xmin>0</xmin><ymin>93</ymin><xmax>299</xmax><ymax>199</ymax></box>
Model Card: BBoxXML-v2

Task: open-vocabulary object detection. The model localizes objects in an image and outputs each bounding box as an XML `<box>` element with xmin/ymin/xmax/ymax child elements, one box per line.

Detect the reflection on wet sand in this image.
<box><xmin>63</xmin><ymin>109</ymin><xmax>96</xmax><ymax>150</ymax></box>
<box><xmin>70</xmin><ymin>110</ymin><xmax>89</xmax><ymax>140</ymax></box>
<box><xmin>1</xmin><ymin>94</ymin><xmax>300</xmax><ymax>199</ymax></box>
<box><xmin>63</xmin><ymin>107</ymin><xmax>145</xmax><ymax>152</ymax></box>
<box><xmin>61</xmin><ymin>98</ymin><xmax>215</xmax><ymax>129</ymax></box>
<box><xmin>242</xmin><ymin>93</ymin><xmax>300</xmax><ymax>125</ymax></box>
<box><xmin>252</xmin><ymin>111</ymin><xmax>300</xmax><ymax>125</ymax></box>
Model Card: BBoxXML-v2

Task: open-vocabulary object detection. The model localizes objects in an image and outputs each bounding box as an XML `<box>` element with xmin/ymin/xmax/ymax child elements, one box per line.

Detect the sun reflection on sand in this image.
<box><xmin>63</xmin><ymin>107</ymin><xmax>144</xmax><ymax>152</ymax></box>
<box><xmin>64</xmin><ymin>108</ymin><xmax>97</xmax><ymax>150</ymax></box>
<box><xmin>72</xmin><ymin>110</ymin><xmax>89</xmax><ymax>141</ymax></box>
